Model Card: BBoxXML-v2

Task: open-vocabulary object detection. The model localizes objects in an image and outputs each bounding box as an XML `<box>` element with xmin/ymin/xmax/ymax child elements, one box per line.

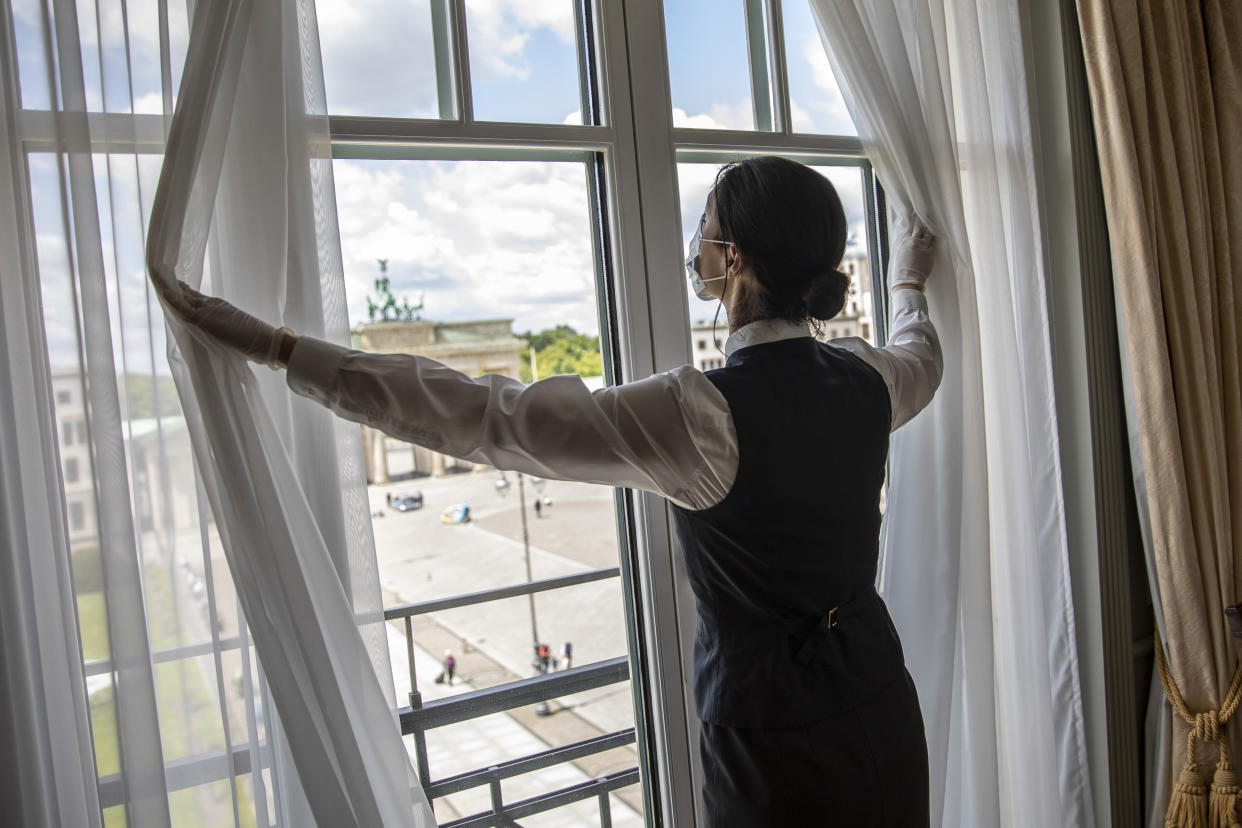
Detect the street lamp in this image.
<box><xmin>495</xmin><ymin>471</ymin><xmax>550</xmax><ymax>714</ymax></box>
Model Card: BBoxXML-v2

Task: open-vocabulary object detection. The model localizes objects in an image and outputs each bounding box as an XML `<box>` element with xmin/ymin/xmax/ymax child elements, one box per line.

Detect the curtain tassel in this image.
<box><xmin>1155</xmin><ymin>634</ymin><xmax>1242</xmax><ymax>828</ymax></box>
<box><xmin>1210</xmin><ymin>757</ymin><xmax>1241</xmax><ymax>828</ymax></box>
<box><xmin>1167</xmin><ymin>762</ymin><xmax>1209</xmax><ymax>828</ymax></box>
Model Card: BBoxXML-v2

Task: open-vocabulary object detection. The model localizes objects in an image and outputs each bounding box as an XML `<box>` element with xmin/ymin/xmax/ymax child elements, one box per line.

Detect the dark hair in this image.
<box><xmin>712</xmin><ymin>156</ymin><xmax>850</xmax><ymax>325</ymax></box>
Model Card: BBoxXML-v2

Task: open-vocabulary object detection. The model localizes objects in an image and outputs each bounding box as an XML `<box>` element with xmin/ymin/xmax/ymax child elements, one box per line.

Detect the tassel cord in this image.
<box><xmin>1155</xmin><ymin>634</ymin><xmax>1242</xmax><ymax>828</ymax></box>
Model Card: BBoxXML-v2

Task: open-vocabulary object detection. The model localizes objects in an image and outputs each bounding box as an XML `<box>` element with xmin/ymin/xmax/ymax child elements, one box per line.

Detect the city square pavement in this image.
<box><xmin>369</xmin><ymin>466</ymin><xmax>645</xmax><ymax>742</ymax></box>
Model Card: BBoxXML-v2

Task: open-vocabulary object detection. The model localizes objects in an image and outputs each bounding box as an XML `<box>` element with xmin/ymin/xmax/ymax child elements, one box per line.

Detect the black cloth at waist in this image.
<box><xmin>693</xmin><ymin>586</ymin><xmax>908</xmax><ymax>728</ymax></box>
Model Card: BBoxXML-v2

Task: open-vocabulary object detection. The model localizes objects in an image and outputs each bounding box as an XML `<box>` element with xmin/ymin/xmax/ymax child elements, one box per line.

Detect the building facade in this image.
<box><xmin>51</xmin><ymin>370</ymin><xmax>96</xmax><ymax>548</ymax></box>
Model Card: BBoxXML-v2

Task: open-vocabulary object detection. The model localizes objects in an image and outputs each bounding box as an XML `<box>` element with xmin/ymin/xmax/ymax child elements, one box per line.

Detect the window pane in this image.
<box><xmin>676</xmin><ymin>159</ymin><xmax>877</xmax><ymax>364</ymax></box>
<box><xmin>11</xmin><ymin>0</ymin><xmax>188</xmax><ymax>113</ymax></box>
<box><xmin>664</xmin><ymin>0</ymin><xmax>756</xmax><ymax>130</ymax></box>
<box><xmin>12</xmin><ymin>1</ymin><xmax>53</xmax><ymax>110</ymax></box>
<box><xmin>317</xmin><ymin>0</ymin><xmax>440</xmax><ymax>118</ymax></box>
<box><xmin>781</xmin><ymin>0</ymin><xmax>857</xmax><ymax>135</ymax></box>
<box><xmin>465</xmin><ymin>0</ymin><xmax>584</xmax><ymax>125</ymax></box>
<box><xmin>333</xmin><ymin>157</ymin><xmax>643</xmax><ymax>821</ymax></box>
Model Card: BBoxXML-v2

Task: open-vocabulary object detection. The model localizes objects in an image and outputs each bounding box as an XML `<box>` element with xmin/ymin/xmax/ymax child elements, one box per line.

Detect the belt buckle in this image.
<box><xmin>827</xmin><ymin>606</ymin><xmax>839</xmax><ymax>630</ymax></box>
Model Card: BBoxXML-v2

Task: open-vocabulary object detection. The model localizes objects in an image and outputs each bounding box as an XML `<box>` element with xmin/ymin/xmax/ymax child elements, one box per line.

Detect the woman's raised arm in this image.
<box><xmin>284</xmin><ymin>336</ymin><xmax>737</xmax><ymax>510</ymax></box>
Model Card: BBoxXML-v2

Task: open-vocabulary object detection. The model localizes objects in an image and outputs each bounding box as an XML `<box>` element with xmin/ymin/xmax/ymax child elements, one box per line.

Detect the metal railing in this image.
<box><xmin>87</xmin><ymin>566</ymin><xmax>639</xmax><ymax>824</ymax></box>
<box><xmin>385</xmin><ymin>566</ymin><xmax>641</xmax><ymax>826</ymax></box>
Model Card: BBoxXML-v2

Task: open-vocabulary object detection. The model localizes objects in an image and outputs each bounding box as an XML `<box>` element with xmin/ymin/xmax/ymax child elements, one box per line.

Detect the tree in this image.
<box><xmin>517</xmin><ymin>325</ymin><xmax>602</xmax><ymax>383</ymax></box>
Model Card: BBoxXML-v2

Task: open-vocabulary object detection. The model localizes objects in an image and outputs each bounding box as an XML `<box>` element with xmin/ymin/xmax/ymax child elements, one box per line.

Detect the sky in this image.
<box><xmin>18</xmin><ymin>0</ymin><xmax>866</xmax><ymax>372</ymax></box>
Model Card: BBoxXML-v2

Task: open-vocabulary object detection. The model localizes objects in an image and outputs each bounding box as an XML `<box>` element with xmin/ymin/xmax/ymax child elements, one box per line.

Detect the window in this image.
<box><xmin>319</xmin><ymin>3</ymin><xmax>646</xmax><ymax>822</ymax></box>
<box><xmin>68</xmin><ymin>500</ymin><xmax>85</xmax><ymax>532</ymax></box>
<box><xmin>12</xmin><ymin>1</ymin><xmax>886</xmax><ymax>824</ymax></box>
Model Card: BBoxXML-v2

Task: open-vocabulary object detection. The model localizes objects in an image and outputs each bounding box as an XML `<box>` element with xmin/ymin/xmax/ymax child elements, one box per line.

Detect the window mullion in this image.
<box><xmin>864</xmin><ymin>163</ymin><xmax>891</xmax><ymax>346</ymax></box>
<box><xmin>671</xmin><ymin>125</ymin><xmax>865</xmax><ymax>156</ymax></box>
<box><xmin>766</xmin><ymin>0</ymin><xmax>793</xmax><ymax>134</ymax></box>
<box><xmin>598</xmin><ymin>0</ymin><xmax>703</xmax><ymax>824</ymax></box>
<box><xmin>449</xmin><ymin>0</ymin><xmax>473</xmax><ymax>121</ymax></box>
<box><xmin>743</xmin><ymin>0</ymin><xmax>773</xmax><ymax>132</ymax></box>
<box><xmin>573</xmin><ymin>0</ymin><xmax>598</xmax><ymax>125</ymax></box>
<box><xmin>428</xmin><ymin>0</ymin><xmax>455</xmax><ymax>119</ymax></box>
<box><xmin>430</xmin><ymin>0</ymin><xmax>472</xmax><ymax>121</ymax></box>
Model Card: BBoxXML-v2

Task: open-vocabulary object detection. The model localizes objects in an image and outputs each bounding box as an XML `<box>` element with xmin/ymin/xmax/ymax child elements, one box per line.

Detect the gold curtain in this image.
<box><xmin>1074</xmin><ymin>0</ymin><xmax>1242</xmax><ymax>823</ymax></box>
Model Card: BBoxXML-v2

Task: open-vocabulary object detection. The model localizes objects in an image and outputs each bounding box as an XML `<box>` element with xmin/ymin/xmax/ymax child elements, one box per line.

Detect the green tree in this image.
<box><xmin>122</xmin><ymin>373</ymin><xmax>182</xmax><ymax>420</ymax></box>
<box><xmin>517</xmin><ymin>325</ymin><xmax>602</xmax><ymax>383</ymax></box>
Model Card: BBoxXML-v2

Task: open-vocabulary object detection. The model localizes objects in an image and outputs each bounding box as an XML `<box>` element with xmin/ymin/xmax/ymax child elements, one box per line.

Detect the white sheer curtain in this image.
<box><xmin>147</xmin><ymin>0</ymin><xmax>429</xmax><ymax>822</ymax></box>
<box><xmin>1</xmin><ymin>9</ymin><xmax>102</xmax><ymax>819</ymax></box>
<box><xmin>0</xmin><ymin>0</ymin><xmax>430</xmax><ymax>822</ymax></box>
<box><xmin>807</xmin><ymin>1</ymin><xmax>1094</xmax><ymax>825</ymax></box>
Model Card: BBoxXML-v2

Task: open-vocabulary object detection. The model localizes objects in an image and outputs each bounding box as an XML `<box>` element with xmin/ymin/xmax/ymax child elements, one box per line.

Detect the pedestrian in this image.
<box><xmin>562</xmin><ymin>641</ymin><xmax>573</xmax><ymax>670</ymax></box>
<box><xmin>534</xmin><ymin>498</ymin><xmax>542</xmax><ymax>519</ymax></box>
<box><xmin>442</xmin><ymin>650</ymin><xmax>456</xmax><ymax>686</ymax></box>
<box><xmin>385</xmin><ymin>491</ymin><xmax>392</xmax><ymax>506</ymax></box>
<box><xmin>537</xmin><ymin>643</ymin><xmax>550</xmax><ymax>674</ymax></box>
<box><xmin>170</xmin><ymin>156</ymin><xmax>940</xmax><ymax>826</ymax></box>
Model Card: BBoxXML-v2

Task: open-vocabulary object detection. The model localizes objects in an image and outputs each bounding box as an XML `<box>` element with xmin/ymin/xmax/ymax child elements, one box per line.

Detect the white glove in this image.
<box><xmin>888</xmin><ymin>218</ymin><xmax>936</xmax><ymax>293</ymax></box>
<box><xmin>171</xmin><ymin>280</ymin><xmax>294</xmax><ymax>368</ymax></box>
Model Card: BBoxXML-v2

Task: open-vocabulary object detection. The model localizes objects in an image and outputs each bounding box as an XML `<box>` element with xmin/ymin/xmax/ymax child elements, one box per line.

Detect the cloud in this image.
<box><xmin>317</xmin><ymin>0</ymin><xmax>439</xmax><ymax>117</ymax></box>
<box><xmin>318</xmin><ymin>0</ymin><xmax>576</xmax><ymax>116</ymax></box>
<box><xmin>331</xmin><ymin>159</ymin><xmax>600</xmax><ymax>335</ymax></box>
<box><xmin>671</xmin><ymin>98</ymin><xmax>753</xmax><ymax>131</ymax></box>
<box><xmin>464</xmin><ymin>0</ymin><xmax>576</xmax><ymax>82</ymax></box>
<box><xmin>800</xmin><ymin>33</ymin><xmax>854</xmax><ymax>133</ymax></box>
<box><xmin>790</xmin><ymin>99</ymin><xmax>815</xmax><ymax>133</ymax></box>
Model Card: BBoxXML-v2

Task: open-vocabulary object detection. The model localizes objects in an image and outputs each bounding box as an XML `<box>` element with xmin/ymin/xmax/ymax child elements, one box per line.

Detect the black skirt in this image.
<box><xmin>699</xmin><ymin>668</ymin><xmax>930</xmax><ymax>827</ymax></box>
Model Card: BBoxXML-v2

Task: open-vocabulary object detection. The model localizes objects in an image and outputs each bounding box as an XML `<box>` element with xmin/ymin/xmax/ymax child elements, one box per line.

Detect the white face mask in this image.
<box><xmin>685</xmin><ymin>225</ymin><xmax>730</xmax><ymax>301</ymax></box>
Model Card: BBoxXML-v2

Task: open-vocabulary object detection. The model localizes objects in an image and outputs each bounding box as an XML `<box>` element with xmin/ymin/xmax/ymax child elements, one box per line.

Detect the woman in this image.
<box><xmin>168</xmin><ymin>156</ymin><xmax>941</xmax><ymax>826</ymax></box>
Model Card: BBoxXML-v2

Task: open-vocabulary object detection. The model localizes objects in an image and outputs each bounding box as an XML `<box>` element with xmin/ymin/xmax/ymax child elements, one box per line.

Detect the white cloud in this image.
<box><xmin>465</xmin><ymin>0</ymin><xmax>576</xmax><ymax>82</ymax></box>
<box><xmin>790</xmin><ymin>98</ymin><xmax>815</xmax><ymax>133</ymax></box>
<box><xmin>132</xmin><ymin>92</ymin><xmax>164</xmax><ymax>115</ymax></box>
<box><xmin>317</xmin><ymin>0</ymin><xmax>439</xmax><ymax>117</ymax></box>
<box><xmin>331</xmin><ymin>159</ymin><xmax>600</xmax><ymax>335</ymax></box>
<box><xmin>801</xmin><ymin>33</ymin><xmax>854</xmax><ymax>133</ymax></box>
<box><xmin>671</xmin><ymin>98</ymin><xmax>753</xmax><ymax>131</ymax></box>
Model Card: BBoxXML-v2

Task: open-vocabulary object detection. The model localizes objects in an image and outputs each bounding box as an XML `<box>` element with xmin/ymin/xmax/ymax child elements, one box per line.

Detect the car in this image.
<box><xmin>441</xmin><ymin>502</ymin><xmax>471</xmax><ymax>524</ymax></box>
<box><xmin>390</xmin><ymin>492</ymin><xmax>424</xmax><ymax>512</ymax></box>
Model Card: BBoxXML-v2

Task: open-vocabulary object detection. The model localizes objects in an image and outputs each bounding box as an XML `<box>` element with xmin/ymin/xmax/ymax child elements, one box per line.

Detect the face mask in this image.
<box><xmin>685</xmin><ymin>225</ymin><xmax>731</xmax><ymax>301</ymax></box>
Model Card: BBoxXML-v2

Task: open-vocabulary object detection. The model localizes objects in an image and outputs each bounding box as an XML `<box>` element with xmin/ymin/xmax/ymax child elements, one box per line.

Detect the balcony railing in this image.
<box><xmin>85</xmin><ymin>566</ymin><xmax>639</xmax><ymax>825</ymax></box>
<box><xmin>385</xmin><ymin>566</ymin><xmax>641</xmax><ymax>826</ymax></box>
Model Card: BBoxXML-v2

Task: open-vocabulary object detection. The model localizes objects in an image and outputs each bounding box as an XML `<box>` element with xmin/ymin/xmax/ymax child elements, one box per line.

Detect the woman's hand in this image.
<box><xmin>889</xmin><ymin>218</ymin><xmax>936</xmax><ymax>294</ymax></box>
<box><xmin>169</xmin><ymin>280</ymin><xmax>297</xmax><ymax>369</ymax></box>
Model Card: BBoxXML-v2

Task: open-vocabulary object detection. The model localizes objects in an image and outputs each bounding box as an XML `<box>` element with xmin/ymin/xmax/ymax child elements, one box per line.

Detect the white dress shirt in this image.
<box><xmin>286</xmin><ymin>289</ymin><xmax>941</xmax><ymax>511</ymax></box>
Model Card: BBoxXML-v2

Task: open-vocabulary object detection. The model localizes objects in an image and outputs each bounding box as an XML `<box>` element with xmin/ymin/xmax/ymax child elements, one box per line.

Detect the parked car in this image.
<box><xmin>390</xmin><ymin>492</ymin><xmax>424</xmax><ymax>512</ymax></box>
<box><xmin>441</xmin><ymin>502</ymin><xmax>471</xmax><ymax>524</ymax></box>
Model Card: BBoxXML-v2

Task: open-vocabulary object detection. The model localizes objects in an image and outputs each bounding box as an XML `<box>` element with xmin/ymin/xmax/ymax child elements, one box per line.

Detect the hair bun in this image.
<box><xmin>805</xmin><ymin>269</ymin><xmax>850</xmax><ymax>321</ymax></box>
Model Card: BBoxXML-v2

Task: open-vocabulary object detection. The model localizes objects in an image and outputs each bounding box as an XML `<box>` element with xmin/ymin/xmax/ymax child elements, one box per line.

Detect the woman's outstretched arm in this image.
<box><xmin>162</xmin><ymin>280</ymin><xmax>736</xmax><ymax>510</ymax></box>
<box><xmin>284</xmin><ymin>336</ymin><xmax>736</xmax><ymax>510</ymax></box>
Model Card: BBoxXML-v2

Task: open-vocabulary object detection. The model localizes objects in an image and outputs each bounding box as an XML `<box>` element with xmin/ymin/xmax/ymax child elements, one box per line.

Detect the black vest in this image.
<box><xmin>671</xmin><ymin>336</ymin><xmax>907</xmax><ymax>728</ymax></box>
